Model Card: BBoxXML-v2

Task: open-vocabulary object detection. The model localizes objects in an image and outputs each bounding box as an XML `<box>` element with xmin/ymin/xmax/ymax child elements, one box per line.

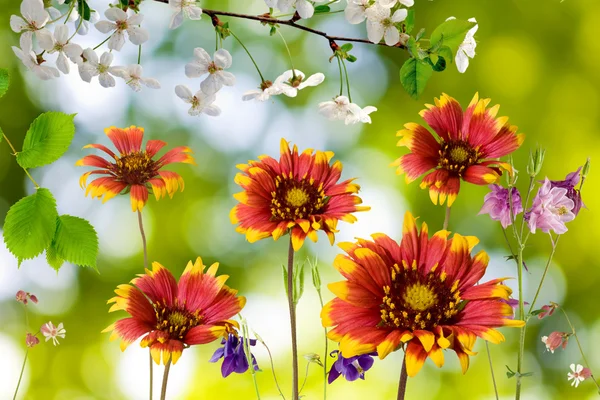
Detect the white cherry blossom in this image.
<box><xmin>242</xmin><ymin>81</ymin><xmax>283</xmax><ymax>102</ymax></box>
<box><xmin>12</xmin><ymin>34</ymin><xmax>59</xmax><ymax>80</ymax></box>
<box><xmin>318</xmin><ymin>95</ymin><xmax>377</xmax><ymax>125</ymax></box>
<box><xmin>345</xmin><ymin>0</ymin><xmax>371</xmax><ymax>24</ymax></box>
<box><xmin>38</xmin><ymin>25</ymin><xmax>82</xmax><ymax>74</ymax></box>
<box><xmin>446</xmin><ymin>17</ymin><xmax>478</xmax><ymax>73</ymax></box>
<box><xmin>94</xmin><ymin>8</ymin><xmax>149</xmax><ymax>51</ymax></box>
<box><xmin>169</xmin><ymin>0</ymin><xmax>203</xmax><ymax>30</ymax></box>
<box><xmin>365</xmin><ymin>4</ymin><xmax>407</xmax><ymax>46</ymax></box>
<box><xmin>273</xmin><ymin>69</ymin><xmax>325</xmax><ymax>97</ymax></box>
<box><xmin>111</xmin><ymin>64</ymin><xmax>161</xmax><ymax>92</ymax></box>
<box><xmin>175</xmin><ymin>85</ymin><xmax>221</xmax><ymax>116</ymax></box>
<box><xmin>185</xmin><ymin>48</ymin><xmax>235</xmax><ymax>95</ymax></box>
<box><xmin>79</xmin><ymin>49</ymin><xmax>118</xmax><ymax>88</ymax></box>
<box><xmin>74</xmin><ymin>10</ymin><xmax>100</xmax><ymax>35</ymax></box>
<box><xmin>10</xmin><ymin>0</ymin><xmax>52</xmax><ymax>44</ymax></box>
<box><xmin>377</xmin><ymin>0</ymin><xmax>414</xmax><ymax>7</ymax></box>
<box><xmin>277</xmin><ymin>0</ymin><xmax>327</xmax><ymax>20</ymax></box>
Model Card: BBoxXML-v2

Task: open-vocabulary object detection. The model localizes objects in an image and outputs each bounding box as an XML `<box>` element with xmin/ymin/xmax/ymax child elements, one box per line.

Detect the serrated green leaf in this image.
<box><xmin>430</xmin><ymin>19</ymin><xmax>476</xmax><ymax>53</ymax></box>
<box><xmin>399</xmin><ymin>58</ymin><xmax>433</xmax><ymax>99</ymax></box>
<box><xmin>46</xmin><ymin>240</ymin><xmax>65</xmax><ymax>271</ymax></box>
<box><xmin>0</xmin><ymin>68</ymin><xmax>10</xmax><ymax>99</ymax></box>
<box><xmin>3</xmin><ymin>189</ymin><xmax>58</xmax><ymax>266</ymax></box>
<box><xmin>16</xmin><ymin>112</ymin><xmax>76</xmax><ymax>169</ymax></box>
<box><xmin>404</xmin><ymin>9</ymin><xmax>415</xmax><ymax>34</ymax></box>
<box><xmin>52</xmin><ymin>215</ymin><xmax>99</xmax><ymax>269</ymax></box>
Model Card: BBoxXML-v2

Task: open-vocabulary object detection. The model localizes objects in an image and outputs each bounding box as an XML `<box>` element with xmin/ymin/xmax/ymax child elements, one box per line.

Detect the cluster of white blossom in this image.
<box><xmin>10</xmin><ymin>0</ymin><xmax>160</xmax><ymax>91</ymax></box>
<box><xmin>345</xmin><ymin>0</ymin><xmax>413</xmax><ymax>46</ymax></box>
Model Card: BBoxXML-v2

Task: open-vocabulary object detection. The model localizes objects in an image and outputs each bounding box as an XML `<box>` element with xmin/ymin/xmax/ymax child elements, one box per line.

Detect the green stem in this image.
<box><xmin>241</xmin><ymin>320</ymin><xmax>260</xmax><ymax>400</ymax></box>
<box><xmin>12</xmin><ymin>350</ymin><xmax>28</xmax><ymax>400</ymax></box>
<box><xmin>137</xmin><ymin>210</ymin><xmax>151</xmax><ymax>400</ymax></box>
<box><xmin>299</xmin><ymin>362</ymin><xmax>311</xmax><ymax>393</ymax></box>
<box><xmin>336</xmin><ymin>55</ymin><xmax>343</xmax><ymax>97</ymax></box>
<box><xmin>561</xmin><ymin>309</ymin><xmax>600</xmax><ymax>394</ymax></box>
<box><xmin>485</xmin><ymin>342</ymin><xmax>500</xmax><ymax>400</ymax></box>
<box><xmin>396</xmin><ymin>354</ymin><xmax>408</xmax><ymax>400</ymax></box>
<box><xmin>519</xmin><ymin>177</ymin><xmax>536</xmax><ymax>238</ymax></box>
<box><xmin>286</xmin><ymin>237</ymin><xmax>299</xmax><ymax>400</ymax></box>
<box><xmin>149</xmin><ymin>352</ymin><xmax>154</xmax><ymax>400</ymax></box>
<box><xmin>277</xmin><ymin>30</ymin><xmax>296</xmax><ymax>77</ymax></box>
<box><xmin>526</xmin><ymin>235</ymin><xmax>559</xmax><ymax>316</ymax></box>
<box><xmin>2</xmin><ymin>130</ymin><xmax>40</xmax><ymax>189</ymax></box>
<box><xmin>68</xmin><ymin>15</ymin><xmax>84</xmax><ymax>41</ymax></box>
<box><xmin>258</xmin><ymin>336</ymin><xmax>286</xmax><ymax>399</ymax></box>
<box><xmin>93</xmin><ymin>35</ymin><xmax>112</xmax><ymax>50</ymax></box>
<box><xmin>316</xmin><ymin>288</ymin><xmax>328</xmax><ymax>400</ymax></box>
<box><xmin>138</xmin><ymin>45</ymin><xmax>142</xmax><ymax>64</ymax></box>
<box><xmin>340</xmin><ymin>57</ymin><xmax>351</xmax><ymax>102</ymax></box>
<box><xmin>442</xmin><ymin>205</ymin><xmax>451</xmax><ymax>231</ymax></box>
<box><xmin>230</xmin><ymin>30</ymin><xmax>265</xmax><ymax>83</ymax></box>
<box><xmin>160</xmin><ymin>360</ymin><xmax>171</xmax><ymax>400</ymax></box>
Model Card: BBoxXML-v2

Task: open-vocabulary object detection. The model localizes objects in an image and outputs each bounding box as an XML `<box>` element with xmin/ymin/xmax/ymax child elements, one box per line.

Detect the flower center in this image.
<box><xmin>438</xmin><ymin>140</ymin><xmax>479</xmax><ymax>176</ymax></box>
<box><xmin>556</xmin><ymin>205</ymin><xmax>569</xmax><ymax>215</ymax></box>
<box><xmin>116</xmin><ymin>20</ymin><xmax>128</xmax><ymax>31</ymax></box>
<box><xmin>382</xmin><ymin>18</ymin><xmax>393</xmax><ymax>28</ymax></box>
<box><xmin>380</xmin><ymin>262</ymin><xmax>462</xmax><ymax>331</ymax></box>
<box><xmin>208</xmin><ymin>61</ymin><xmax>221</xmax><ymax>74</ymax></box>
<box><xmin>271</xmin><ymin>175</ymin><xmax>327</xmax><ymax>221</ymax></box>
<box><xmin>113</xmin><ymin>151</ymin><xmax>157</xmax><ymax>184</ymax></box>
<box><xmin>155</xmin><ymin>304</ymin><xmax>202</xmax><ymax>340</ymax></box>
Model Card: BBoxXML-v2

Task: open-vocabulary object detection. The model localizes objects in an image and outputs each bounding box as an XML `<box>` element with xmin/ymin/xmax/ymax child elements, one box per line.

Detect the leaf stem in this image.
<box><xmin>2</xmin><ymin>130</ymin><xmax>40</xmax><ymax>189</ymax></box>
<box><xmin>287</xmin><ymin>237</ymin><xmax>299</xmax><ymax>400</ymax></box>
<box><xmin>229</xmin><ymin>30</ymin><xmax>265</xmax><ymax>83</ymax></box>
<box><xmin>277</xmin><ymin>30</ymin><xmax>296</xmax><ymax>78</ymax></box>
<box><xmin>12</xmin><ymin>350</ymin><xmax>28</xmax><ymax>400</ymax></box>
<box><xmin>341</xmin><ymin>57</ymin><xmax>351</xmax><ymax>102</ymax></box>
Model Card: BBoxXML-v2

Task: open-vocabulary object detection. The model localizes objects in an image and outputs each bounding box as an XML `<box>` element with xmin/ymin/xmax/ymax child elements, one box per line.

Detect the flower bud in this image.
<box><xmin>303</xmin><ymin>352</ymin><xmax>324</xmax><ymax>367</ymax></box>
<box><xmin>26</xmin><ymin>333</ymin><xmax>40</xmax><ymax>348</ymax></box>
<box><xmin>527</xmin><ymin>147</ymin><xmax>546</xmax><ymax>177</ymax></box>
<box><xmin>582</xmin><ymin>157</ymin><xmax>591</xmax><ymax>181</ymax></box>
<box><xmin>541</xmin><ymin>331</ymin><xmax>569</xmax><ymax>353</ymax></box>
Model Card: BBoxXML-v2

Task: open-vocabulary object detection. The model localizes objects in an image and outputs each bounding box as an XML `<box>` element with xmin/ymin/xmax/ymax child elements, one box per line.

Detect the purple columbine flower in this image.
<box><xmin>548</xmin><ymin>167</ymin><xmax>584</xmax><ymax>215</ymax></box>
<box><xmin>209</xmin><ymin>333</ymin><xmax>259</xmax><ymax>378</ymax></box>
<box><xmin>526</xmin><ymin>178</ymin><xmax>575</xmax><ymax>234</ymax></box>
<box><xmin>328</xmin><ymin>350</ymin><xmax>376</xmax><ymax>384</ymax></box>
<box><xmin>478</xmin><ymin>184</ymin><xmax>523</xmax><ymax>228</ymax></box>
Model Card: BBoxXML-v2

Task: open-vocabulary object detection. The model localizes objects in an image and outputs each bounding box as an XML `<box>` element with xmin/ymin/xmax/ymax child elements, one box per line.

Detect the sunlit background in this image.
<box><xmin>1</xmin><ymin>0</ymin><xmax>599</xmax><ymax>399</ymax></box>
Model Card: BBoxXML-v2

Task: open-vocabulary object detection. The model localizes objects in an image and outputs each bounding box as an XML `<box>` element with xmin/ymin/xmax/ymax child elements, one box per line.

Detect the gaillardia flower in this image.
<box><xmin>392</xmin><ymin>93</ymin><xmax>524</xmax><ymax>206</ymax></box>
<box><xmin>104</xmin><ymin>257</ymin><xmax>246</xmax><ymax>365</ymax></box>
<box><xmin>321</xmin><ymin>212</ymin><xmax>524</xmax><ymax>377</ymax></box>
<box><xmin>77</xmin><ymin>125</ymin><xmax>195</xmax><ymax>212</ymax></box>
<box><xmin>230</xmin><ymin>138</ymin><xmax>369</xmax><ymax>251</ymax></box>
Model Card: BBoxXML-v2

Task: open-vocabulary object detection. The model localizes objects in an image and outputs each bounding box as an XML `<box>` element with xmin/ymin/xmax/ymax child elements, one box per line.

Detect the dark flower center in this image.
<box><xmin>155</xmin><ymin>303</ymin><xmax>202</xmax><ymax>340</ymax></box>
<box><xmin>380</xmin><ymin>263</ymin><xmax>462</xmax><ymax>331</ymax></box>
<box><xmin>113</xmin><ymin>152</ymin><xmax>157</xmax><ymax>185</ymax></box>
<box><xmin>438</xmin><ymin>140</ymin><xmax>479</xmax><ymax>176</ymax></box>
<box><xmin>270</xmin><ymin>175</ymin><xmax>327</xmax><ymax>221</ymax></box>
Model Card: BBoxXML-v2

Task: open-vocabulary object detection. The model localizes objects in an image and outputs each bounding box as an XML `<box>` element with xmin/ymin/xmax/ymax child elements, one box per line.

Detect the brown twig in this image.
<box><xmin>150</xmin><ymin>2</ymin><xmax>406</xmax><ymax>51</ymax></box>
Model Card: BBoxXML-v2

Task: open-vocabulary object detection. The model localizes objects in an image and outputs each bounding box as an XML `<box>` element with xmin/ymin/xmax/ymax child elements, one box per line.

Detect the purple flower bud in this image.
<box><xmin>328</xmin><ymin>350</ymin><xmax>376</xmax><ymax>384</ymax></box>
<box><xmin>209</xmin><ymin>333</ymin><xmax>258</xmax><ymax>378</ymax></box>
<box><xmin>548</xmin><ymin>167</ymin><xmax>584</xmax><ymax>215</ymax></box>
<box><xmin>526</xmin><ymin>178</ymin><xmax>575</xmax><ymax>235</ymax></box>
<box><xmin>478</xmin><ymin>184</ymin><xmax>523</xmax><ymax>228</ymax></box>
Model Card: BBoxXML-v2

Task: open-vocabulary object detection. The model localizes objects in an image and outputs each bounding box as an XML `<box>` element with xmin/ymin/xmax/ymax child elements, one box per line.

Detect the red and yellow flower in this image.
<box><xmin>230</xmin><ymin>138</ymin><xmax>369</xmax><ymax>251</ymax></box>
<box><xmin>392</xmin><ymin>93</ymin><xmax>524</xmax><ymax>206</ymax></box>
<box><xmin>103</xmin><ymin>257</ymin><xmax>245</xmax><ymax>365</ymax></box>
<box><xmin>77</xmin><ymin>125</ymin><xmax>195</xmax><ymax>212</ymax></box>
<box><xmin>321</xmin><ymin>212</ymin><xmax>524</xmax><ymax>377</ymax></box>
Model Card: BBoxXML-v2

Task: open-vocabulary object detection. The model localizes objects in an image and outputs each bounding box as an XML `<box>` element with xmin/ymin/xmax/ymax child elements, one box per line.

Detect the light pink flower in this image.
<box><xmin>16</xmin><ymin>290</ymin><xmax>38</xmax><ymax>305</ymax></box>
<box><xmin>537</xmin><ymin>303</ymin><xmax>558</xmax><ymax>320</ymax></box>
<box><xmin>542</xmin><ymin>331</ymin><xmax>569</xmax><ymax>353</ymax></box>
<box><xmin>526</xmin><ymin>178</ymin><xmax>575</xmax><ymax>234</ymax></box>
<box><xmin>41</xmin><ymin>322</ymin><xmax>66</xmax><ymax>346</ymax></box>
<box><xmin>26</xmin><ymin>333</ymin><xmax>40</xmax><ymax>348</ymax></box>
<box><xmin>568</xmin><ymin>364</ymin><xmax>592</xmax><ymax>388</ymax></box>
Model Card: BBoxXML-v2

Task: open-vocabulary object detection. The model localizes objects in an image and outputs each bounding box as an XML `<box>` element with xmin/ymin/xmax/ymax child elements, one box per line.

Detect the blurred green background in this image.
<box><xmin>1</xmin><ymin>0</ymin><xmax>599</xmax><ymax>399</ymax></box>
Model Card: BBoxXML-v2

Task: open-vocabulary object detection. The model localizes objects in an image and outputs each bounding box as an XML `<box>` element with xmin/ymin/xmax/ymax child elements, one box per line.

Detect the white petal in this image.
<box><xmin>127</xmin><ymin>26</ymin><xmax>149</xmax><ymax>45</ymax></box>
<box><xmin>185</xmin><ymin>61</ymin><xmax>209</xmax><ymax>78</ymax></box>
<box><xmin>76</xmin><ymin>18</ymin><xmax>91</xmax><ymax>35</ymax></box>
<box><xmin>186</xmin><ymin>5</ymin><xmax>203</xmax><ymax>20</ymax></box>
<box><xmin>37</xmin><ymin>29</ymin><xmax>55</xmax><ymax>51</ymax></box>
<box><xmin>279</xmin><ymin>85</ymin><xmax>298</xmax><ymax>97</ymax></box>
<box><xmin>193</xmin><ymin>47</ymin><xmax>212</xmax><ymax>65</ymax></box>
<box><xmin>64</xmin><ymin>43</ymin><xmax>83</xmax><ymax>63</ymax></box>
<box><xmin>128</xmin><ymin>13</ymin><xmax>144</xmax><ymax>26</ymax></box>
<box><xmin>94</xmin><ymin>20</ymin><xmax>116</xmax><ymax>34</ymax></box>
<box><xmin>277</xmin><ymin>0</ymin><xmax>294</xmax><ymax>12</ymax></box>
<box><xmin>384</xmin><ymin>26</ymin><xmax>400</xmax><ymax>46</ymax></box>
<box><xmin>242</xmin><ymin>90</ymin><xmax>260</xmax><ymax>101</ymax></box>
<box><xmin>168</xmin><ymin>0</ymin><xmax>182</xmax><ymax>9</ymax></box>
<box><xmin>218</xmin><ymin>71</ymin><xmax>236</xmax><ymax>86</ymax></box>
<box><xmin>89</xmin><ymin>10</ymin><xmax>100</xmax><ymax>23</ymax></box>
<box><xmin>275</xmin><ymin>69</ymin><xmax>298</xmax><ymax>84</ymax></box>
<box><xmin>27</xmin><ymin>2</ymin><xmax>50</xmax><ymax>27</ymax></box>
<box><xmin>54</xmin><ymin>25</ymin><xmax>69</xmax><ymax>44</ymax></box>
<box><xmin>56</xmin><ymin>52</ymin><xmax>70</xmax><ymax>74</ymax></box>
<box><xmin>127</xmin><ymin>79</ymin><xmax>142</xmax><ymax>92</ymax></box>
<box><xmin>108</xmin><ymin>31</ymin><xmax>126</xmax><ymax>51</ymax></box>
<box><xmin>203</xmin><ymin>104</ymin><xmax>221</xmax><ymax>116</ymax></box>
<box><xmin>188</xmin><ymin>105</ymin><xmax>201</xmax><ymax>116</ymax></box>
<box><xmin>100</xmin><ymin>52</ymin><xmax>113</xmax><ymax>66</ymax></box>
<box><xmin>35</xmin><ymin>65</ymin><xmax>59</xmax><ymax>80</ymax></box>
<box><xmin>128</xmin><ymin>64</ymin><xmax>143</xmax><ymax>78</ymax></box>
<box><xmin>399</xmin><ymin>0</ymin><xmax>414</xmax><ymax>6</ymax></box>
<box><xmin>298</xmin><ymin>72</ymin><xmax>324</xmax><ymax>89</ymax></box>
<box><xmin>213</xmin><ymin>48</ymin><xmax>232</xmax><ymax>69</ymax></box>
<box><xmin>296</xmin><ymin>0</ymin><xmax>314</xmax><ymax>19</ymax></box>
<box><xmin>20</xmin><ymin>32</ymin><xmax>34</xmax><ymax>54</ymax></box>
<box><xmin>141</xmin><ymin>77</ymin><xmax>161</xmax><ymax>89</ymax></box>
<box><xmin>10</xmin><ymin>15</ymin><xmax>28</xmax><ymax>33</ymax></box>
<box><xmin>366</xmin><ymin>21</ymin><xmax>384</xmax><ymax>44</ymax></box>
<box><xmin>200</xmin><ymin>75</ymin><xmax>222</xmax><ymax>95</ymax></box>
<box><xmin>378</xmin><ymin>0</ymin><xmax>397</xmax><ymax>6</ymax></box>
<box><xmin>108</xmin><ymin>66</ymin><xmax>127</xmax><ymax>78</ymax></box>
<box><xmin>445</xmin><ymin>16</ymin><xmax>456</xmax><ymax>21</ymax></box>
<box><xmin>175</xmin><ymin>84</ymin><xmax>193</xmax><ymax>101</ymax></box>
<box><xmin>105</xmin><ymin>7</ymin><xmax>127</xmax><ymax>22</ymax></box>
<box><xmin>391</xmin><ymin>8</ymin><xmax>407</xmax><ymax>23</ymax></box>
<box><xmin>169</xmin><ymin>11</ymin><xmax>183</xmax><ymax>29</ymax></box>
<box><xmin>318</xmin><ymin>101</ymin><xmax>338</xmax><ymax>119</ymax></box>
<box><xmin>99</xmin><ymin>72</ymin><xmax>116</xmax><ymax>88</ymax></box>
<box><xmin>83</xmin><ymin>48</ymin><xmax>98</xmax><ymax>65</ymax></box>
<box><xmin>344</xmin><ymin>6</ymin><xmax>366</xmax><ymax>24</ymax></box>
<box><xmin>455</xmin><ymin>49</ymin><xmax>469</xmax><ymax>73</ymax></box>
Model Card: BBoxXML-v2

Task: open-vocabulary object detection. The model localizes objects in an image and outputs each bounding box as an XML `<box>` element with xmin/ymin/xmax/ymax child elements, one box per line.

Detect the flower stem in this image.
<box><xmin>230</xmin><ymin>30</ymin><xmax>265</xmax><ymax>83</ymax></box>
<box><xmin>526</xmin><ymin>234</ymin><xmax>559</xmax><ymax>316</ymax></box>
<box><xmin>315</xmin><ymin>287</ymin><xmax>328</xmax><ymax>400</ymax></box>
<box><xmin>396</xmin><ymin>354</ymin><xmax>408</xmax><ymax>400</ymax></box>
<box><xmin>336</xmin><ymin>55</ymin><xmax>343</xmax><ymax>97</ymax></box>
<box><xmin>286</xmin><ymin>237</ymin><xmax>299</xmax><ymax>400</ymax></box>
<box><xmin>241</xmin><ymin>319</ymin><xmax>261</xmax><ymax>400</ymax></box>
<box><xmin>149</xmin><ymin>352</ymin><xmax>154</xmax><ymax>400</ymax></box>
<box><xmin>485</xmin><ymin>342</ymin><xmax>500</xmax><ymax>400</ymax></box>
<box><xmin>138</xmin><ymin>45</ymin><xmax>142</xmax><ymax>64</ymax></box>
<box><xmin>12</xmin><ymin>349</ymin><xmax>28</xmax><ymax>400</ymax></box>
<box><xmin>442</xmin><ymin>205</ymin><xmax>451</xmax><ymax>230</ymax></box>
<box><xmin>299</xmin><ymin>362</ymin><xmax>311</xmax><ymax>393</ymax></box>
<box><xmin>160</xmin><ymin>360</ymin><xmax>171</xmax><ymax>400</ymax></box>
<box><xmin>257</xmin><ymin>335</ymin><xmax>286</xmax><ymax>399</ymax></box>
<box><xmin>137</xmin><ymin>210</ymin><xmax>151</xmax><ymax>400</ymax></box>
<box><xmin>277</xmin><ymin>30</ymin><xmax>296</xmax><ymax>78</ymax></box>
<box><xmin>93</xmin><ymin>35</ymin><xmax>112</xmax><ymax>50</ymax></box>
<box><xmin>340</xmin><ymin>58</ymin><xmax>352</xmax><ymax>103</ymax></box>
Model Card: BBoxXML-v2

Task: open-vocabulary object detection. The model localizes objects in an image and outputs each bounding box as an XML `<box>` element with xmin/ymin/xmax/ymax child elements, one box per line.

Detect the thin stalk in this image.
<box><xmin>149</xmin><ymin>353</ymin><xmax>154</xmax><ymax>400</ymax></box>
<box><xmin>340</xmin><ymin>58</ymin><xmax>351</xmax><ymax>102</ymax></box>
<box><xmin>137</xmin><ymin>210</ymin><xmax>151</xmax><ymax>399</ymax></box>
<box><xmin>561</xmin><ymin>309</ymin><xmax>600</xmax><ymax>393</ymax></box>
<box><xmin>442</xmin><ymin>205</ymin><xmax>451</xmax><ymax>231</ymax></box>
<box><xmin>316</xmin><ymin>288</ymin><xmax>328</xmax><ymax>400</ymax></box>
<box><xmin>12</xmin><ymin>350</ymin><xmax>28</xmax><ymax>400</ymax></box>
<box><xmin>277</xmin><ymin>30</ymin><xmax>296</xmax><ymax>78</ymax></box>
<box><xmin>241</xmin><ymin>320</ymin><xmax>260</xmax><ymax>400</ymax></box>
<box><xmin>299</xmin><ymin>362</ymin><xmax>310</xmax><ymax>393</ymax></box>
<box><xmin>485</xmin><ymin>342</ymin><xmax>500</xmax><ymax>400</ymax></box>
<box><xmin>2</xmin><ymin>131</ymin><xmax>40</xmax><ymax>189</ymax></box>
<box><xmin>527</xmin><ymin>235</ymin><xmax>559</xmax><ymax>316</ymax></box>
<box><xmin>230</xmin><ymin>30</ymin><xmax>265</xmax><ymax>83</ymax></box>
<box><xmin>286</xmin><ymin>237</ymin><xmax>299</xmax><ymax>400</ymax></box>
<box><xmin>397</xmin><ymin>354</ymin><xmax>408</xmax><ymax>400</ymax></box>
<box><xmin>519</xmin><ymin>177</ymin><xmax>536</xmax><ymax>239</ymax></box>
<box><xmin>336</xmin><ymin>55</ymin><xmax>343</xmax><ymax>97</ymax></box>
<box><xmin>160</xmin><ymin>360</ymin><xmax>171</xmax><ymax>400</ymax></box>
<box><xmin>138</xmin><ymin>45</ymin><xmax>142</xmax><ymax>64</ymax></box>
<box><xmin>93</xmin><ymin>35</ymin><xmax>112</xmax><ymax>50</ymax></box>
<box><xmin>258</xmin><ymin>336</ymin><xmax>286</xmax><ymax>399</ymax></box>
<box><xmin>68</xmin><ymin>15</ymin><xmax>84</xmax><ymax>41</ymax></box>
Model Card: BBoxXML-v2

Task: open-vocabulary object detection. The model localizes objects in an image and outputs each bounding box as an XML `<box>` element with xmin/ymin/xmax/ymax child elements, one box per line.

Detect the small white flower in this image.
<box><xmin>41</xmin><ymin>321</ymin><xmax>66</xmax><ymax>346</ymax></box>
<box><xmin>74</xmin><ymin>10</ymin><xmax>100</xmax><ymax>36</ymax></box>
<box><xmin>111</xmin><ymin>64</ymin><xmax>161</xmax><ymax>92</ymax></box>
<box><xmin>80</xmin><ymin>49</ymin><xmax>117</xmax><ymax>88</ymax></box>
<box><xmin>38</xmin><ymin>25</ymin><xmax>82</xmax><ymax>74</ymax></box>
<box><xmin>318</xmin><ymin>95</ymin><xmax>377</xmax><ymax>125</ymax></box>
<box><xmin>377</xmin><ymin>0</ymin><xmax>414</xmax><ymax>7</ymax></box>
<box><xmin>277</xmin><ymin>0</ymin><xmax>327</xmax><ymax>20</ymax></box>
<box><xmin>94</xmin><ymin>8</ymin><xmax>149</xmax><ymax>51</ymax></box>
<box><xmin>10</xmin><ymin>0</ymin><xmax>52</xmax><ymax>44</ymax></box>
<box><xmin>567</xmin><ymin>364</ymin><xmax>587</xmax><ymax>388</ymax></box>
<box><xmin>11</xmin><ymin>34</ymin><xmax>59</xmax><ymax>80</ymax></box>
<box><xmin>175</xmin><ymin>85</ymin><xmax>221</xmax><ymax>116</ymax></box>
<box><xmin>365</xmin><ymin>4</ymin><xmax>407</xmax><ymax>46</ymax></box>
<box><xmin>446</xmin><ymin>17</ymin><xmax>478</xmax><ymax>73</ymax></box>
<box><xmin>169</xmin><ymin>0</ymin><xmax>203</xmax><ymax>30</ymax></box>
<box><xmin>273</xmin><ymin>69</ymin><xmax>325</xmax><ymax>98</ymax></box>
<box><xmin>242</xmin><ymin>81</ymin><xmax>283</xmax><ymax>102</ymax></box>
<box><xmin>185</xmin><ymin>48</ymin><xmax>235</xmax><ymax>95</ymax></box>
<box><xmin>345</xmin><ymin>0</ymin><xmax>371</xmax><ymax>24</ymax></box>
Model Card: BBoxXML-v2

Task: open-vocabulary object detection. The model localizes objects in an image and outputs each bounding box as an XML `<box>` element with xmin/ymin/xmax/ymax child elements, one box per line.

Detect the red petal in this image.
<box><xmin>420</xmin><ymin>93</ymin><xmax>464</xmax><ymax>142</ymax></box>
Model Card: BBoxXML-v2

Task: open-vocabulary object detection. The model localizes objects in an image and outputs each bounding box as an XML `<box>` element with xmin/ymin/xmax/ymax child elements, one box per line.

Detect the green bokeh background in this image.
<box><xmin>1</xmin><ymin>0</ymin><xmax>599</xmax><ymax>399</ymax></box>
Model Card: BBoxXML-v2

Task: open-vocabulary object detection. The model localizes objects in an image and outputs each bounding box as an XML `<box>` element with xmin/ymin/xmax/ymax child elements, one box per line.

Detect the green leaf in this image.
<box><xmin>16</xmin><ymin>112</ymin><xmax>76</xmax><ymax>169</ymax></box>
<box><xmin>404</xmin><ymin>9</ymin><xmax>415</xmax><ymax>33</ymax></box>
<box><xmin>52</xmin><ymin>215</ymin><xmax>99</xmax><ymax>269</ymax></box>
<box><xmin>314</xmin><ymin>5</ymin><xmax>330</xmax><ymax>13</ymax></box>
<box><xmin>282</xmin><ymin>264</ymin><xmax>289</xmax><ymax>298</ymax></box>
<box><xmin>399</xmin><ymin>58</ymin><xmax>433</xmax><ymax>99</ymax></box>
<box><xmin>415</xmin><ymin>28</ymin><xmax>426</xmax><ymax>42</ymax></box>
<box><xmin>406</xmin><ymin>37</ymin><xmax>418</xmax><ymax>57</ymax></box>
<box><xmin>0</xmin><ymin>126</ymin><xmax>3</xmax><ymax>144</ymax></box>
<box><xmin>78</xmin><ymin>0</ymin><xmax>91</xmax><ymax>21</ymax></box>
<box><xmin>3</xmin><ymin>189</ymin><xmax>59</xmax><ymax>266</ymax></box>
<box><xmin>427</xmin><ymin>55</ymin><xmax>447</xmax><ymax>72</ymax></box>
<box><xmin>293</xmin><ymin>260</ymin><xmax>305</xmax><ymax>304</ymax></box>
<box><xmin>0</xmin><ymin>68</ymin><xmax>10</xmax><ymax>99</ymax></box>
<box><xmin>430</xmin><ymin>19</ymin><xmax>476</xmax><ymax>53</ymax></box>
<box><xmin>438</xmin><ymin>45</ymin><xmax>453</xmax><ymax>64</ymax></box>
<box><xmin>341</xmin><ymin>43</ymin><xmax>353</xmax><ymax>52</ymax></box>
<box><xmin>311</xmin><ymin>260</ymin><xmax>321</xmax><ymax>290</ymax></box>
<box><xmin>46</xmin><ymin>240</ymin><xmax>64</xmax><ymax>271</ymax></box>
<box><xmin>346</xmin><ymin>55</ymin><xmax>357</xmax><ymax>63</ymax></box>
<box><xmin>270</xmin><ymin>25</ymin><xmax>277</xmax><ymax>36</ymax></box>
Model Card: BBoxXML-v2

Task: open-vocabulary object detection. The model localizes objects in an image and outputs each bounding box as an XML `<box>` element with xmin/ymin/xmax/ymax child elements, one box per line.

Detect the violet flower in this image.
<box><xmin>526</xmin><ymin>178</ymin><xmax>575</xmax><ymax>234</ymax></box>
<box><xmin>209</xmin><ymin>333</ymin><xmax>258</xmax><ymax>378</ymax></box>
<box><xmin>549</xmin><ymin>167</ymin><xmax>584</xmax><ymax>215</ymax></box>
<box><xmin>328</xmin><ymin>350</ymin><xmax>376</xmax><ymax>384</ymax></box>
<box><xmin>479</xmin><ymin>184</ymin><xmax>523</xmax><ymax>228</ymax></box>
